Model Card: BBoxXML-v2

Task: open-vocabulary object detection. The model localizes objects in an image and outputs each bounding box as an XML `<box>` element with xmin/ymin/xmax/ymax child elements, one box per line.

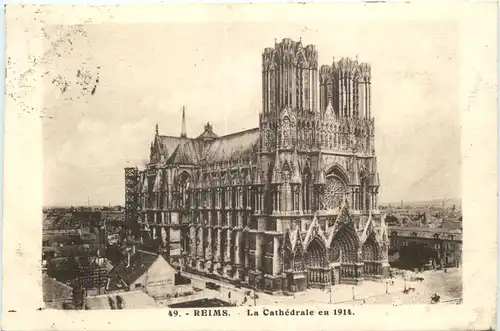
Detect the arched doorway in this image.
<box><xmin>334</xmin><ymin>224</ymin><xmax>361</xmax><ymax>283</ymax></box>
<box><xmin>362</xmin><ymin>234</ymin><xmax>380</xmax><ymax>277</ymax></box>
<box><xmin>305</xmin><ymin>237</ymin><xmax>329</xmax><ymax>288</ymax></box>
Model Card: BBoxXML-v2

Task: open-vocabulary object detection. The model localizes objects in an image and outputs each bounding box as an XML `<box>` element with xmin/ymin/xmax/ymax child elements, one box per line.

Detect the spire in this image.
<box><xmin>181</xmin><ymin>106</ymin><xmax>187</xmax><ymax>138</ymax></box>
<box><xmin>315</xmin><ymin>152</ymin><xmax>325</xmax><ymax>185</ymax></box>
<box><xmin>336</xmin><ymin>196</ymin><xmax>351</xmax><ymax>224</ymax></box>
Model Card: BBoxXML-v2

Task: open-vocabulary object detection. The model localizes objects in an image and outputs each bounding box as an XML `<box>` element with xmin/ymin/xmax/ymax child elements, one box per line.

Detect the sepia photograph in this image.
<box><xmin>40</xmin><ymin>22</ymin><xmax>463</xmax><ymax>310</ymax></box>
<box><xmin>3</xmin><ymin>3</ymin><xmax>497</xmax><ymax>331</ymax></box>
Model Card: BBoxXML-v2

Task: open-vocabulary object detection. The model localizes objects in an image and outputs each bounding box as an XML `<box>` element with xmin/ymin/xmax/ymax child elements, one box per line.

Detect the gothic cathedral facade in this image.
<box><xmin>125</xmin><ymin>38</ymin><xmax>390</xmax><ymax>293</ymax></box>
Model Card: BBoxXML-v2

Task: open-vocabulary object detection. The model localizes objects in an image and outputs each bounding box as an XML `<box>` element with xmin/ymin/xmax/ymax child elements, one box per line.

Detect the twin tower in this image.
<box><xmin>261</xmin><ymin>38</ymin><xmax>372</xmax><ymax>119</ymax></box>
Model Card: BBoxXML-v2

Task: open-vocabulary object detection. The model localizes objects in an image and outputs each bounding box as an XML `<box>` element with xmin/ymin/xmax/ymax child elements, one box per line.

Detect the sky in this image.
<box><xmin>42</xmin><ymin>21</ymin><xmax>461</xmax><ymax>207</ymax></box>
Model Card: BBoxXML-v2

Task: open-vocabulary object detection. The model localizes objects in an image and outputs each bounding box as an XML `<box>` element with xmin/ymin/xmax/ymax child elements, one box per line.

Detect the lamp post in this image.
<box><xmin>328</xmin><ymin>288</ymin><xmax>332</xmax><ymax>304</ymax></box>
<box><xmin>386</xmin><ymin>281</ymin><xmax>389</xmax><ymax>294</ymax></box>
<box><xmin>352</xmin><ymin>286</ymin><xmax>355</xmax><ymax>301</ymax></box>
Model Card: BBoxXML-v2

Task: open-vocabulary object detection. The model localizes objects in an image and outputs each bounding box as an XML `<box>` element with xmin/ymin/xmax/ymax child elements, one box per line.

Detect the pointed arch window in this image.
<box><xmin>362</xmin><ymin>235</ymin><xmax>379</xmax><ymax>262</ymax></box>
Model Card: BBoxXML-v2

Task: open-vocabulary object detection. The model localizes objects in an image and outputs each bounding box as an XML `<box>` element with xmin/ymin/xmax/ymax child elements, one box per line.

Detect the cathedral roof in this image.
<box><xmin>202</xmin><ymin>128</ymin><xmax>259</xmax><ymax>163</ymax></box>
<box><xmin>157</xmin><ymin>135</ymin><xmax>184</xmax><ymax>159</ymax></box>
<box><xmin>197</xmin><ymin>122</ymin><xmax>219</xmax><ymax>140</ymax></box>
<box><xmin>151</xmin><ymin>120</ymin><xmax>259</xmax><ymax>166</ymax></box>
<box><xmin>166</xmin><ymin>140</ymin><xmax>203</xmax><ymax>165</ymax></box>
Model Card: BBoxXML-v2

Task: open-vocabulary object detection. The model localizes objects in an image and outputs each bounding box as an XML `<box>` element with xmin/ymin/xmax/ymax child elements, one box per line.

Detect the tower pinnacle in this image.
<box><xmin>181</xmin><ymin>106</ymin><xmax>187</xmax><ymax>138</ymax></box>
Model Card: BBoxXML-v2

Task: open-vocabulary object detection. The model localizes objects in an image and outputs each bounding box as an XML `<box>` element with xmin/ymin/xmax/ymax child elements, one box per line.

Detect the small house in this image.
<box><xmin>106</xmin><ymin>249</ymin><xmax>179</xmax><ymax>297</ymax></box>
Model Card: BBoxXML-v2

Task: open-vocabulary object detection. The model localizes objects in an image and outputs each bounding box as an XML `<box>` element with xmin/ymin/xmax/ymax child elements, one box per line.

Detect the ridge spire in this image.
<box><xmin>181</xmin><ymin>106</ymin><xmax>187</xmax><ymax>138</ymax></box>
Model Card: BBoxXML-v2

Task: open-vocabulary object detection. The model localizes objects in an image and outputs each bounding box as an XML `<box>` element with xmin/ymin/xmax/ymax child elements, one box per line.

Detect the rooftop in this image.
<box><xmin>43</xmin><ymin>274</ymin><xmax>73</xmax><ymax>302</ymax></box>
<box><xmin>108</xmin><ymin>249</ymin><xmax>159</xmax><ymax>286</ymax></box>
<box><xmin>152</xmin><ymin>124</ymin><xmax>259</xmax><ymax>166</ymax></box>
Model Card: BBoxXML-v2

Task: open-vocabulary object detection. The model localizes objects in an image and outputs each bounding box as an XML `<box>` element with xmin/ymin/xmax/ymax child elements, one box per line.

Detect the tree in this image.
<box><xmin>398</xmin><ymin>242</ymin><xmax>437</xmax><ymax>270</ymax></box>
<box><xmin>385</xmin><ymin>215</ymin><xmax>399</xmax><ymax>226</ymax></box>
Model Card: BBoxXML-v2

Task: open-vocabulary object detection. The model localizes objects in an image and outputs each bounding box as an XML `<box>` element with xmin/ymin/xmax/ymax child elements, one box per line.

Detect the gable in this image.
<box><xmin>134</xmin><ymin>255</ymin><xmax>177</xmax><ymax>286</ymax></box>
<box><xmin>108</xmin><ymin>250</ymin><xmax>158</xmax><ymax>285</ymax></box>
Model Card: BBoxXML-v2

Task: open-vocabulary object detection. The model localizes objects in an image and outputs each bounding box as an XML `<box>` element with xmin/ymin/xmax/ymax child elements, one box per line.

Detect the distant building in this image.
<box><xmin>42</xmin><ymin>274</ymin><xmax>73</xmax><ymax>309</ymax></box>
<box><xmin>388</xmin><ymin>226</ymin><xmax>462</xmax><ymax>268</ymax></box>
<box><xmin>75</xmin><ymin>256</ymin><xmax>113</xmax><ymax>295</ymax></box>
<box><xmin>73</xmin><ymin>211</ymin><xmax>102</xmax><ymax>230</ymax></box>
<box><xmin>45</xmin><ymin>255</ymin><xmax>113</xmax><ymax>289</ymax></box>
<box><xmin>102</xmin><ymin>210</ymin><xmax>124</xmax><ymax>233</ymax></box>
<box><xmin>106</xmin><ymin>249</ymin><xmax>179</xmax><ymax>296</ymax></box>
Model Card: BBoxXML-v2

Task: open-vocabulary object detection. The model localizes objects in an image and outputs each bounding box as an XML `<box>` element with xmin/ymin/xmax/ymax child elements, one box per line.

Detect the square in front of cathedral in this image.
<box><xmin>3</xmin><ymin>3</ymin><xmax>497</xmax><ymax>331</ymax></box>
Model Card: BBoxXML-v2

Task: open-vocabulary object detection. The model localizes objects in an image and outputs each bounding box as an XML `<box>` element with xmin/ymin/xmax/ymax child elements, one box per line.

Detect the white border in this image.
<box><xmin>3</xmin><ymin>3</ymin><xmax>498</xmax><ymax>330</ymax></box>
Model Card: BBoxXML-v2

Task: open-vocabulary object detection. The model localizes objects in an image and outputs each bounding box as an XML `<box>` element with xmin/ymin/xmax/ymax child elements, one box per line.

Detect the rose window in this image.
<box><xmin>324</xmin><ymin>176</ymin><xmax>346</xmax><ymax>209</ymax></box>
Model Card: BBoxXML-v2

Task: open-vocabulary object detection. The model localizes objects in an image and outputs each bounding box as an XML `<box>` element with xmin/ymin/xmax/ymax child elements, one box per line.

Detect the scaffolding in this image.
<box><xmin>125</xmin><ymin>167</ymin><xmax>139</xmax><ymax>234</ymax></box>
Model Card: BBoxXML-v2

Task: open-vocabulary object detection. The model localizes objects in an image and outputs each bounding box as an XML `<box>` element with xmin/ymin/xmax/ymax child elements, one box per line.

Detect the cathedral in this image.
<box><xmin>125</xmin><ymin>38</ymin><xmax>390</xmax><ymax>293</ymax></box>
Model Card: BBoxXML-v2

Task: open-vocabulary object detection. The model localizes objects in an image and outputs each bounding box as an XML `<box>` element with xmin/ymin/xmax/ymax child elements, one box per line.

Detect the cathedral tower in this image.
<box><xmin>262</xmin><ymin>38</ymin><xmax>319</xmax><ymax>115</ymax></box>
<box><xmin>319</xmin><ymin>58</ymin><xmax>372</xmax><ymax>118</ymax></box>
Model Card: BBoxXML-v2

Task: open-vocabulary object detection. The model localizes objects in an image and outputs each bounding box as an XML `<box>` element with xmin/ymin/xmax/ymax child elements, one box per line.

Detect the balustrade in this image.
<box><xmin>362</xmin><ymin>261</ymin><xmax>381</xmax><ymax>276</ymax></box>
<box><xmin>307</xmin><ymin>267</ymin><xmax>330</xmax><ymax>285</ymax></box>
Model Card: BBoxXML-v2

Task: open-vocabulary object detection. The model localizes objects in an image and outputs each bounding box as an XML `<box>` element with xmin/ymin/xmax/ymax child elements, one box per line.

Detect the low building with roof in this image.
<box><xmin>42</xmin><ymin>274</ymin><xmax>73</xmax><ymax>309</ymax></box>
<box><xmin>106</xmin><ymin>249</ymin><xmax>181</xmax><ymax>297</ymax></box>
<box><xmin>388</xmin><ymin>226</ymin><xmax>462</xmax><ymax>268</ymax></box>
<box><xmin>45</xmin><ymin>255</ymin><xmax>113</xmax><ymax>291</ymax></box>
